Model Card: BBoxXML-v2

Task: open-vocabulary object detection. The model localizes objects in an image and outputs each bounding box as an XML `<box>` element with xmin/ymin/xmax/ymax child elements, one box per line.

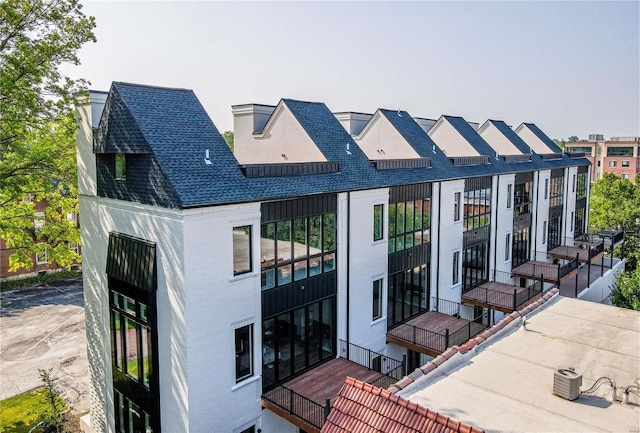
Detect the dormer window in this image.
<box><xmin>115</xmin><ymin>153</ymin><xmax>126</xmax><ymax>181</ymax></box>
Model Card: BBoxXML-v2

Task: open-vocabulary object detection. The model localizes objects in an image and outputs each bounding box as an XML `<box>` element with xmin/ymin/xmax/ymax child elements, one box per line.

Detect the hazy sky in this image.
<box><xmin>69</xmin><ymin>1</ymin><xmax>639</xmax><ymax>140</ymax></box>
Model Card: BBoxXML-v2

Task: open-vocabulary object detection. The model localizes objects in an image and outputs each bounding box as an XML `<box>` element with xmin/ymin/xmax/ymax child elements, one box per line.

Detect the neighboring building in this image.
<box><xmin>0</xmin><ymin>199</ymin><xmax>81</xmax><ymax>281</ymax></box>
<box><xmin>565</xmin><ymin>135</ymin><xmax>640</xmax><ymax>182</ymax></box>
<box><xmin>76</xmin><ymin>82</ymin><xmax>594</xmax><ymax>433</ymax></box>
<box><xmin>388</xmin><ymin>292</ymin><xmax>640</xmax><ymax>432</ymax></box>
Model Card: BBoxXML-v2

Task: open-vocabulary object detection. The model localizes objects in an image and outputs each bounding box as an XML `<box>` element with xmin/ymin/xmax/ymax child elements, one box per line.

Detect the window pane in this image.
<box><xmin>235</xmin><ymin>324</ymin><xmax>253</xmax><ymax>382</ymax></box>
<box><xmin>233</xmin><ymin>225</ymin><xmax>252</xmax><ymax>275</ymax></box>
<box><xmin>142</xmin><ymin>326</ymin><xmax>151</xmax><ymax>388</ymax></box>
<box><xmin>113</xmin><ymin>311</ymin><xmax>123</xmax><ymax>371</ymax></box>
<box><xmin>293</xmin><ymin>218</ymin><xmax>307</xmax><ymax>261</ymax></box>
<box><xmin>277</xmin><ymin>264</ymin><xmax>292</xmax><ymax>285</ymax></box>
<box><xmin>323</xmin><ymin>214</ymin><xmax>336</xmax><ymax>252</ymax></box>
<box><xmin>323</xmin><ymin>252</ymin><xmax>336</xmax><ymax>272</ymax></box>
<box><xmin>388</xmin><ymin>204</ymin><xmax>396</xmax><ymax>238</ymax></box>
<box><xmin>414</xmin><ymin>200</ymin><xmax>422</xmax><ymax>229</ymax></box>
<box><xmin>261</xmin><ymin>269</ymin><xmax>275</xmax><ymax>290</ymax></box>
<box><xmin>124</xmin><ymin>317</ymin><xmax>138</xmax><ymax>380</ymax></box>
<box><xmin>405</xmin><ymin>201</ymin><xmax>414</xmax><ymax>232</ymax></box>
<box><xmin>321</xmin><ymin>298</ymin><xmax>333</xmax><ymax>357</ymax></box>
<box><xmin>261</xmin><ymin>223</ymin><xmax>275</xmax><ymax>268</ymax></box>
<box><xmin>372</xmin><ymin>279</ymin><xmax>382</xmax><ymax>320</ymax></box>
<box><xmin>308</xmin><ymin>216</ymin><xmax>321</xmax><ymax>251</ymax></box>
<box><xmin>308</xmin><ymin>303</ymin><xmax>320</xmax><ymax>365</ymax></box>
<box><xmin>276</xmin><ymin>221</ymin><xmax>291</xmax><ymax>264</ymax></box>
<box><xmin>115</xmin><ymin>153</ymin><xmax>126</xmax><ymax>180</ymax></box>
<box><xmin>309</xmin><ymin>255</ymin><xmax>322</xmax><ymax>277</ymax></box>
<box><xmin>396</xmin><ymin>203</ymin><xmax>405</xmax><ymax>235</ymax></box>
<box><xmin>373</xmin><ymin>204</ymin><xmax>383</xmax><ymax>241</ymax></box>
<box><xmin>293</xmin><ymin>260</ymin><xmax>308</xmax><ymax>281</ymax></box>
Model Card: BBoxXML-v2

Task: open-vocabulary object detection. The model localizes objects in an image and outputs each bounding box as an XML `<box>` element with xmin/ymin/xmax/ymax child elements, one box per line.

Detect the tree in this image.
<box><xmin>589</xmin><ymin>173</ymin><xmax>640</xmax><ymax>270</ymax></box>
<box><xmin>552</xmin><ymin>138</ymin><xmax>566</xmax><ymax>149</ymax></box>
<box><xmin>222</xmin><ymin>130</ymin><xmax>234</xmax><ymax>152</ymax></box>
<box><xmin>0</xmin><ymin>0</ymin><xmax>96</xmax><ymax>271</ymax></box>
<box><xmin>38</xmin><ymin>368</ymin><xmax>68</xmax><ymax>433</ymax></box>
<box><xmin>568</xmin><ymin>136</ymin><xmax>579</xmax><ymax>142</ymax></box>
<box><xmin>610</xmin><ymin>267</ymin><xmax>640</xmax><ymax>311</ymax></box>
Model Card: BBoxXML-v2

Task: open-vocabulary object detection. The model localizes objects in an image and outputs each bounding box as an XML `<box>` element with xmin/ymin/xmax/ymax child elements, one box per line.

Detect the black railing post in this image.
<box><xmin>324</xmin><ymin>397</ymin><xmax>331</xmax><ymax>420</ymax></box>
<box><xmin>413</xmin><ymin>325</ymin><xmax>417</xmax><ymax>344</ymax></box>
<box><xmin>540</xmin><ymin>274</ymin><xmax>544</xmax><ymax>293</ymax></box>
<box><xmin>557</xmin><ymin>262</ymin><xmax>561</xmax><ymax>287</ymax></box>
<box><xmin>402</xmin><ymin>353</ymin><xmax>407</xmax><ymax>376</ymax></box>
<box><xmin>289</xmin><ymin>388</ymin><xmax>294</xmax><ymax>414</ymax></box>
<box><xmin>587</xmin><ymin>258</ymin><xmax>591</xmax><ymax>288</ymax></box>
<box><xmin>488</xmin><ymin>304</ymin><xmax>492</xmax><ymax>326</ymax></box>
<box><xmin>574</xmin><ymin>254</ymin><xmax>580</xmax><ymax>298</ymax></box>
<box><xmin>445</xmin><ymin>328</ymin><xmax>450</xmax><ymax>349</ymax></box>
<box><xmin>601</xmin><ymin>255</ymin><xmax>604</xmax><ymax>277</ymax></box>
<box><xmin>513</xmin><ymin>288</ymin><xmax>517</xmax><ymax>311</ymax></box>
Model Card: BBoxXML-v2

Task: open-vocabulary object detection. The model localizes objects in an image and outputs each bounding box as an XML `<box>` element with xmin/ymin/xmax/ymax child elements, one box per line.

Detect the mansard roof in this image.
<box><xmin>95</xmin><ymin>82</ymin><xmax>589</xmax><ymax>209</ymax></box>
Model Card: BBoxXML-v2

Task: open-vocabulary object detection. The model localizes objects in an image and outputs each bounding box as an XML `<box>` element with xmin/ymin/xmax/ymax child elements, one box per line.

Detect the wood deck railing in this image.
<box><xmin>262</xmin><ymin>377</ymin><xmax>329</xmax><ymax>430</ymax></box>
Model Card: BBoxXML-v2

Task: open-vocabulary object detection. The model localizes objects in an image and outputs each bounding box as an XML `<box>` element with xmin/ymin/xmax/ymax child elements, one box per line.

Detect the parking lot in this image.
<box><xmin>0</xmin><ymin>277</ymin><xmax>89</xmax><ymax>414</ymax></box>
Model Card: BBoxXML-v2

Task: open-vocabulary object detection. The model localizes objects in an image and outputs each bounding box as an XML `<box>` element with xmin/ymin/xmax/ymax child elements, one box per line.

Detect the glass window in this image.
<box><xmin>35</xmin><ymin>246</ymin><xmax>47</xmax><ymax>264</ymax></box>
<box><xmin>115</xmin><ymin>153</ymin><xmax>126</xmax><ymax>181</ymax></box>
<box><xmin>544</xmin><ymin>178</ymin><xmax>549</xmax><ymax>200</ymax></box>
<box><xmin>622</xmin><ymin>173</ymin><xmax>629</xmax><ymax>179</ymax></box>
<box><xmin>542</xmin><ymin>221</ymin><xmax>547</xmax><ymax>244</ymax></box>
<box><xmin>463</xmin><ymin>184</ymin><xmax>491</xmax><ymax>232</ymax></box>
<box><xmin>622</xmin><ymin>160</ymin><xmax>630</xmax><ymax>167</ymax></box>
<box><xmin>506</xmin><ymin>184</ymin><xmax>512</xmax><ymax>209</ymax></box>
<box><xmin>372</xmin><ymin>279</ymin><xmax>383</xmax><ymax>320</ymax></box>
<box><xmin>505</xmin><ymin>233</ymin><xmax>511</xmax><ymax>261</ymax></box>
<box><xmin>572</xmin><ymin>174</ymin><xmax>576</xmax><ymax>193</ymax></box>
<box><xmin>454</xmin><ymin>192</ymin><xmax>461</xmax><ymax>221</ymax></box>
<box><xmin>235</xmin><ymin>324</ymin><xmax>253</xmax><ymax>382</ymax></box>
<box><xmin>233</xmin><ymin>225</ymin><xmax>252</xmax><ymax>276</ymax></box>
<box><xmin>607</xmin><ymin>147</ymin><xmax>633</xmax><ymax>156</ymax></box>
<box><xmin>239</xmin><ymin>427</ymin><xmax>255</xmax><ymax>433</ymax></box>
<box><xmin>34</xmin><ymin>211</ymin><xmax>45</xmax><ymax>231</ymax></box>
<box><xmin>388</xmin><ymin>197</ymin><xmax>430</xmax><ymax>253</ymax></box>
<box><xmin>453</xmin><ymin>251</ymin><xmax>460</xmax><ymax>285</ymax></box>
<box><xmin>373</xmin><ymin>204</ymin><xmax>383</xmax><ymax>241</ymax></box>
<box><xmin>609</xmin><ymin>160</ymin><xmax>617</xmax><ymax>167</ymax></box>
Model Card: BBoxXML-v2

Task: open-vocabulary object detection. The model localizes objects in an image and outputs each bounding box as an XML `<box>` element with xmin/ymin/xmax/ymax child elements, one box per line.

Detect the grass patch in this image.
<box><xmin>0</xmin><ymin>387</ymin><xmax>67</xmax><ymax>433</ymax></box>
<box><xmin>0</xmin><ymin>270</ymin><xmax>80</xmax><ymax>292</ymax></box>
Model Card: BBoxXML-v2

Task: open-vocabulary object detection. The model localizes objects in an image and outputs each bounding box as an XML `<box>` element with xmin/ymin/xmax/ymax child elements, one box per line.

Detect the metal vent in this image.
<box><xmin>553</xmin><ymin>368</ymin><xmax>582</xmax><ymax>400</ymax></box>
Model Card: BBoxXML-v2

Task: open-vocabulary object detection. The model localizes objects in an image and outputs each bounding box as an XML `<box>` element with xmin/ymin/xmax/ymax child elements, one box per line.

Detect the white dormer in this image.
<box><xmin>232</xmin><ymin>101</ymin><xmax>327</xmax><ymax>164</ymax></box>
<box><xmin>427</xmin><ymin>116</ymin><xmax>480</xmax><ymax>157</ymax></box>
<box><xmin>477</xmin><ymin>120</ymin><xmax>523</xmax><ymax>155</ymax></box>
<box><xmin>334</xmin><ymin>111</ymin><xmax>372</xmax><ymax>136</ymax></box>
<box><xmin>351</xmin><ymin>110</ymin><xmax>420</xmax><ymax>160</ymax></box>
<box><xmin>514</xmin><ymin>123</ymin><xmax>557</xmax><ymax>154</ymax></box>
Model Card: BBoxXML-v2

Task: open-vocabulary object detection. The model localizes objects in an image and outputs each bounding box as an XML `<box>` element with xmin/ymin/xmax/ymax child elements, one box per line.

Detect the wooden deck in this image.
<box><xmin>548</xmin><ymin>245</ymin><xmax>591</xmax><ymax>263</ymax></box>
<box><xmin>512</xmin><ymin>260</ymin><xmax>559</xmax><ymax>282</ymax></box>
<box><xmin>387</xmin><ymin>311</ymin><xmax>475</xmax><ymax>356</ymax></box>
<box><xmin>261</xmin><ymin>358</ymin><xmax>389</xmax><ymax>433</ymax></box>
<box><xmin>462</xmin><ymin>281</ymin><xmax>541</xmax><ymax>313</ymax></box>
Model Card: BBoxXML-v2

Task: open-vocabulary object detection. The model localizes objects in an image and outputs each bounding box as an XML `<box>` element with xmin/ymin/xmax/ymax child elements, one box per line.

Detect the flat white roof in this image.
<box><xmin>398</xmin><ymin>297</ymin><xmax>640</xmax><ymax>432</ymax></box>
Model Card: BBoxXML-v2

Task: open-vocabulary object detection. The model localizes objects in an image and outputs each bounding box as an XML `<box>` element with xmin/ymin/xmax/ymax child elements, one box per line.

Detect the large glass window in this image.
<box><xmin>260</xmin><ymin>212</ymin><xmax>335</xmax><ymax>290</ymax></box>
<box><xmin>452</xmin><ymin>252</ymin><xmax>460</xmax><ymax>285</ymax></box>
<box><xmin>506</xmin><ymin>184</ymin><xmax>512</xmax><ymax>209</ymax></box>
<box><xmin>607</xmin><ymin>147</ymin><xmax>634</xmax><ymax>156</ymax></box>
<box><xmin>372</xmin><ymin>279</ymin><xmax>383</xmax><ymax>320</ymax></box>
<box><xmin>387</xmin><ymin>265</ymin><xmax>428</xmax><ymax>328</ymax></box>
<box><xmin>575</xmin><ymin>208</ymin><xmax>586</xmax><ymax>235</ymax></box>
<box><xmin>235</xmin><ymin>324</ymin><xmax>253</xmax><ymax>383</ymax></box>
<box><xmin>514</xmin><ymin>181</ymin><xmax>532</xmax><ymax>216</ymax></box>
<box><xmin>549</xmin><ymin>175</ymin><xmax>564</xmax><ymax>208</ymax></box>
<box><xmin>512</xmin><ymin>227</ymin><xmax>530</xmax><ymax>268</ymax></box>
<box><xmin>388</xmin><ymin>198</ymin><xmax>430</xmax><ymax>253</ymax></box>
<box><xmin>373</xmin><ymin>204</ymin><xmax>383</xmax><ymax>241</ymax></box>
<box><xmin>463</xmin><ymin>186</ymin><xmax>491</xmax><ymax>232</ymax></box>
<box><xmin>233</xmin><ymin>226</ymin><xmax>252</xmax><ymax>275</ymax></box>
<box><xmin>115</xmin><ymin>153</ymin><xmax>126</xmax><ymax>181</ymax></box>
<box><xmin>576</xmin><ymin>172</ymin><xmax>587</xmax><ymax>200</ymax></box>
<box><xmin>111</xmin><ymin>290</ymin><xmax>154</xmax><ymax>433</ymax></box>
<box><xmin>454</xmin><ymin>192</ymin><xmax>461</xmax><ymax>221</ymax></box>
<box><xmin>505</xmin><ymin>234</ymin><xmax>511</xmax><ymax>262</ymax></box>
<box><xmin>547</xmin><ymin>216</ymin><xmax>562</xmax><ymax>250</ymax></box>
<box><xmin>262</xmin><ymin>298</ymin><xmax>335</xmax><ymax>385</ymax></box>
<box><xmin>462</xmin><ymin>243</ymin><xmax>489</xmax><ymax>290</ymax></box>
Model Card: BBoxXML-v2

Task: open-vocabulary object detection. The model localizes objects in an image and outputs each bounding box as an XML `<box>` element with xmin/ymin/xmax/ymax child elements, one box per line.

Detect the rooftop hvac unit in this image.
<box><xmin>553</xmin><ymin>368</ymin><xmax>582</xmax><ymax>400</ymax></box>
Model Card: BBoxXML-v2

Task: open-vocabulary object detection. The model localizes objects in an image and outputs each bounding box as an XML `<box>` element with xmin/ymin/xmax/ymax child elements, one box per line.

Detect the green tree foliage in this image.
<box><xmin>552</xmin><ymin>138</ymin><xmax>566</xmax><ymax>149</ymax></box>
<box><xmin>0</xmin><ymin>0</ymin><xmax>96</xmax><ymax>271</ymax></box>
<box><xmin>222</xmin><ymin>130</ymin><xmax>234</xmax><ymax>152</ymax></box>
<box><xmin>610</xmin><ymin>267</ymin><xmax>640</xmax><ymax>311</ymax></box>
<box><xmin>38</xmin><ymin>368</ymin><xmax>68</xmax><ymax>432</ymax></box>
<box><xmin>590</xmin><ymin>173</ymin><xmax>640</xmax><ymax>270</ymax></box>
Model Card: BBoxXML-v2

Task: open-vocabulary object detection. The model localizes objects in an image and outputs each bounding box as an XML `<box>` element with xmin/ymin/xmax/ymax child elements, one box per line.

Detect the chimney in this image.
<box><xmin>334</xmin><ymin>111</ymin><xmax>372</xmax><ymax>136</ymax></box>
<box><xmin>75</xmin><ymin>90</ymin><xmax>108</xmax><ymax>197</ymax></box>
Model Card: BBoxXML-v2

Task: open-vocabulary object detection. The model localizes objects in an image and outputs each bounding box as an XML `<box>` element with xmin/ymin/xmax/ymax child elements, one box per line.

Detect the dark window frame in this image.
<box><xmin>235</xmin><ymin>324</ymin><xmax>253</xmax><ymax>383</ymax></box>
<box><xmin>372</xmin><ymin>278</ymin><xmax>383</xmax><ymax>321</ymax></box>
<box><xmin>387</xmin><ymin>198</ymin><xmax>430</xmax><ymax>254</ymax></box>
<box><xmin>373</xmin><ymin>204</ymin><xmax>384</xmax><ymax>242</ymax></box>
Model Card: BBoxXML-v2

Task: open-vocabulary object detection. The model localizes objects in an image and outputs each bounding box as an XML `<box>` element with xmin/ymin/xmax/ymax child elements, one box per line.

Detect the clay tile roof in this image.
<box><xmin>320</xmin><ymin>377</ymin><xmax>484</xmax><ymax>433</ymax></box>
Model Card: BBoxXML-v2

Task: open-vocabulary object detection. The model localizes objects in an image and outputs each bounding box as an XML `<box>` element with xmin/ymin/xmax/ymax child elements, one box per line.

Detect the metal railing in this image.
<box><xmin>338</xmin><ymin>340</ymin><xmax>405</xmax><ymax>381</ymax></box>
<box><xmin>462</xmin><ymin>270</ymin><xmax>542</xmax><ymax>311</ymax></box>
<box><xmin>387</xmin><ymin>299</ymin><xmax>487</xmax><ymax>354</ymax></box>
<box><xmin>262</xmin><ymin>377</ymin><xmax>329</xmax><ymax>430</ymax></box>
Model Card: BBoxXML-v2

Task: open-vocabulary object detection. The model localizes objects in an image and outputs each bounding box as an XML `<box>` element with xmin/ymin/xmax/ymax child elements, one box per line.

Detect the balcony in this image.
<box><xmin>547</xmin><ymin>239</ymin><xmax>604</xmax><ymax>264</ymax></box>
<box><xmin>511</xmin><ymin>254</ymin><xmax>579</xmax><ymax>285</ymax></box>
<box><xmin>386</xmin><ymin>298</ymin><xmax>488</xmax><ymax>357</ymax></box>
<box><xmin>261</xmin><ymin>340</ymin><xmax>403</xmax><ymax>432</ymax></box>
<box><xmin>461</xmin><ymin>270</ymin><xmax>543</xmax><ymax>313</ymax></box>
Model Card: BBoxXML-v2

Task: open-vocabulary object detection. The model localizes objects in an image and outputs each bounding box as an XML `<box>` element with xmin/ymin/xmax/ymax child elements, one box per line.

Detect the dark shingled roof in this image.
<box><xmin>97</xmin><ymin>82</ymin><xmax>589</xmax><ymax>209</ymax></box>
<box><xmin>320</xmin><ymin>377</ymin><xmax>485</xmax><ymax>433</ymax></box>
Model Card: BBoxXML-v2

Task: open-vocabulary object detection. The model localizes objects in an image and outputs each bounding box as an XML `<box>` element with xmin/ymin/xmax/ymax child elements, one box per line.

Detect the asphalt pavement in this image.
<box><xmin>0</xmin><ymin>276</ymin><xmax>89</xmax><ymax>414</ymax></box>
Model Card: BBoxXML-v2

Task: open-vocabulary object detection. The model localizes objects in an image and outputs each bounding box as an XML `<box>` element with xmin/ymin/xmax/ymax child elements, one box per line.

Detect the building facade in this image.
<box><xmin>76</xmin><ymin>83</ymin><xmax>592</xmax><ymax>433</ymax></box>
<box><xmin>565</xmin><ymin>134</ymin><xmax>640</xmax><ymax>182</ymax></box>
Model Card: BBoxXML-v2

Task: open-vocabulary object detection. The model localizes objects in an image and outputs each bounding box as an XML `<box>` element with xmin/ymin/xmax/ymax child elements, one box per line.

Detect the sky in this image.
<box><xmin>68</xmin><ymin>1</ymin><xmax>640</xmax><ymax>140</ymax></box>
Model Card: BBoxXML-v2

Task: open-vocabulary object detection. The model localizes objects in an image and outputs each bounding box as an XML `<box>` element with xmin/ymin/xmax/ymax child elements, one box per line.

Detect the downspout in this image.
<box><xmin>435</xmin><ymin>182</ymin><xmax>442</xmax><ymax>310</ymax></box>
<box><xmin>346</xmin><ymin>191</ymin><xmax>351</xmax><ymax>349</ymax></box>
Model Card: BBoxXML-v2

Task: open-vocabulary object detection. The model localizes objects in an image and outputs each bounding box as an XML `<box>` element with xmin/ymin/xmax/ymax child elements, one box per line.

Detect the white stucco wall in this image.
<box><xmin>434</xmin><ymin>180</ymin><xmax>465</xmax><ymax>303</ymax></box>
<box><xmin>182</xmin><ymin>202</ymin><xmax>263</xmax><ymax>433</ymax></box>
<box><xmin>492</xmin><ymin>174</ymin><xmax>515</xmax><ymax>274</ymax></box>
<box><xmin>233</xmin><ymin>103</ymin><xmax>327</xmax><ymax>164</ymax></box>
<box><xmin>428</xmin><ymin>119</ymin><xmax>479</xmax><ymax>157</ymax></box>
<box><xmin>534</xmin><ymin>170</ymin><xmax>551</xmax><ymax>260</ymax></box>
<box><xmin>354</xmin><ymin>112</ymin><xmax>420</xmax><ymax>160</ymax></box>
<box><xmin>344</xmin><ymin>188</ymin><xmax>390</xmax><ymax>353</ymax></box>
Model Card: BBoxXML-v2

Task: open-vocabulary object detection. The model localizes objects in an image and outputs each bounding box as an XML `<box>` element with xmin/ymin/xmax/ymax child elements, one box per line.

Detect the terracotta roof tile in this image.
<box><xmin>321</xmin><ymin>377</ymin><xmax>484</xmax><ymax>433</ymax></box>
